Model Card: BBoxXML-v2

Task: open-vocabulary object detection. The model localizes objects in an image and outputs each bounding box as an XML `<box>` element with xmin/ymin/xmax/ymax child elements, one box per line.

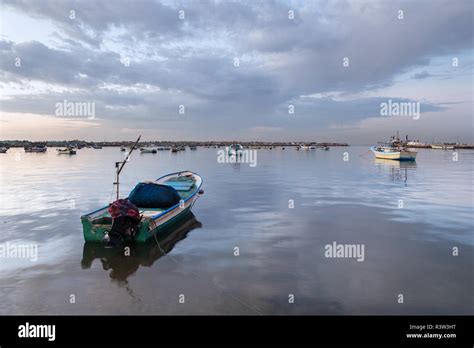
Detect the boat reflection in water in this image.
<box><xmin>81</xmin><ymin>211</ymin><xmax>202</xmax><ymax>283</ymax></box>
<box><xmin>375</xmin><ymin>158</ymin><xmax>417</xmax><ymax>186</ymax></box>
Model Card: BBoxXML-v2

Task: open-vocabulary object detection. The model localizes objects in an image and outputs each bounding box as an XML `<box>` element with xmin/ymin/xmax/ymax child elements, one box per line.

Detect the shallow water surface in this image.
<box><xmin>0</xmin><ymin>146</ymin><xmax>472</xmax><ymax>314</ymax></box>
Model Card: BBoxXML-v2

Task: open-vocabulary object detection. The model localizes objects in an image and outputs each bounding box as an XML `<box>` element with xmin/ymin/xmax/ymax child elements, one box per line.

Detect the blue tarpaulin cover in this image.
<box><xmin>128</xmin><ymin>182</ymin><xmax>181</xmax><ymax>208</ymax></box>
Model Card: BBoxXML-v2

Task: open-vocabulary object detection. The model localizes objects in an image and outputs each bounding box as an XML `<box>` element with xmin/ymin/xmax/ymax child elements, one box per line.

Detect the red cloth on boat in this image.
<box><xmin>108</xmin><ymin>199</ymin><xmax>140</xmax><ymax>221</ymax></box>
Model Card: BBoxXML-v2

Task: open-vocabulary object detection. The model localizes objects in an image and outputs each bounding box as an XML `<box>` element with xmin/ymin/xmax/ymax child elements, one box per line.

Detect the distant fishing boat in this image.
<box><xmin>228</xmin><ymin>144</ymin><xmax>244</xmax><ymax>156</ymax></box>
<box><xmin>0</xmin><ymin>147</ymin><xmax>8</xmax><ymax>153</ymax></box>
<box><xmin>431</xmin><ymin>145</ymin><xmax>444</xmax><ymax>149</ymax></box>
<box><xmin>140</xmin><ymin>148</ymin><xmax>157</xmax><ymax>154</ymax></box>
<box><xmin>189</xmin><ymin>145</ymin><xmax>197</xmax><ymax>150</ymax></box>
<box><xmin>299</xmin><ymin>145</ymin><xmax>316</xmax><ymax>150</ymax></box>
<box><xmin>431</xmin><ymin>144</ymin><xmax>454</xmax><ymax>150</ymax></box>
<box><xmin>320</xmin><ymin>146</ymin><xmax>330</xmax><ymax>150</ymax></box>
<box><xmin>24</xmin><ymin>145</ymin><xmax>47</xmax><ymax>153</ymax></box>
<box><xmin>92</xmin><ymin>144</ymin><xmax>102</xmax><ymax>149</ymax></box>
<box><xmin>120</xmin><ymin>147</ymin><xmax>127</xmax><ymax>152</ymax></box>
<box><xmin>156</xmin><ymin>146</ymin><xmax>171</xmax><ymax>151</ymax></box>
<box><xmin>57</xmin><ymin>147</ymin><xmax>77</xmax><ymax>155</ymax></box>
<box><xmin>371</xmin><ymin>135</ymin><xmax>417</xmax><ymax>161</ymax></box>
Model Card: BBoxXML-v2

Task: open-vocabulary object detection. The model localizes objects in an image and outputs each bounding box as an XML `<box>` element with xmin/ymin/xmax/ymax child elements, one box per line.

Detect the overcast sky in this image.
<box><xmin>0</xmin><ymin>0</ymin><xmax>472</xmax><ymax>143</ymax></box>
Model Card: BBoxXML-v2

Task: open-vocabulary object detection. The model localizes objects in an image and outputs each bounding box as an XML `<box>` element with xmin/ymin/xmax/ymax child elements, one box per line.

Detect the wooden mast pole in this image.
<box><xmin>114</xmin><ymin>135</ymin><xmax>141</xmax><ymax>201</ymax></box>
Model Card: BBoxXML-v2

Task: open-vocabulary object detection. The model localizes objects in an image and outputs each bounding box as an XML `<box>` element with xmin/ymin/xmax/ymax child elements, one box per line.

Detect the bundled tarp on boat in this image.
<box><xmin>128</xmin><ymin>182</ymin><xmax>181</xmax><ymax>208</ymax></box>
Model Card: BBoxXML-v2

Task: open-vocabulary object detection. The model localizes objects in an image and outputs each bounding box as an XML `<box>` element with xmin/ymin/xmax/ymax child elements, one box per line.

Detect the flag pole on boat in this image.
<box><xmin>114</xmin><ymin>135</ymin><xmax>141</xmax><ymax>201</ymax></box>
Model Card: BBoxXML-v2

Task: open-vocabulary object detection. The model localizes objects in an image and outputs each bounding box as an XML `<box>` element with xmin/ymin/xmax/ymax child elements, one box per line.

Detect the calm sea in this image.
<box><xmin>0</xmin><ymin>146</ymin><xmax>472</xmax><ymax>314</ymax></box>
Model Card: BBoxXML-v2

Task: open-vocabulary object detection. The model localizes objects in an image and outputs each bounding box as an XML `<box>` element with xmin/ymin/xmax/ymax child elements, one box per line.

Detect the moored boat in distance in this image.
<box><xmin>431</xmin><ymin>144</ymin><xmax>455</xmax><ymax>150</ymax></box>
<box><xmin>371</xmin><ymin>145</ymin><xmax>416</xmax><ymax>161</ymax></box>
<box><xmin>371</xmin><ymin>135</ymin><xmax>417</xmax><ymax>161</ymax></box>
<box><xmin>24</xmin><ymin>145</ymin><xmax>47</xmax><ymax>153</ymax></box>
<box><xmin>57</xmin><ymin>147</ymin><xmax>77</xmax><ymax>155</ymax></box>
<box><xmin>140</xmin><ymin>148</ymin><xmax>157</xmax><ymax>154</ymax></box>
<box><xmin>0</xmin><ymin>147</ymin><xmax>9</xmax><ymax>153</ymax></box>
<box><xmin>299</xmin><ymin>144</ymin><xmax>316</xmax><ymax>150</ymax></box>
<box><xmin>171</xmin><ymin>146</ymin><xmax>185</xmax><ymax>153</ymax></box>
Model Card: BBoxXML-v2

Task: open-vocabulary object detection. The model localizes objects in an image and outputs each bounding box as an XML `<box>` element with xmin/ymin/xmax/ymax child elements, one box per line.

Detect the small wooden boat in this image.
<box><xmin>140</xmin><ymin>148</ymin><xmax>157</xmax><ymax>154</ymax></box>
<box><xmin>0</xmin><ymin>147</ymin><xmax>8</xmax><ymax>153</ymax></box>
<box><xmin>57</xmin><ymin>147</ymin><xmax>77</xmax><ymax>155</ymax></box>
<box><xmin>81</xmin><ymin>171</ymin><xmax>203</xmax><ymax>243</ymax></box>
<box><xmin>24</xmin><ymin>146</ymin><xmax>47</xmax><ymax>153</ymax></box>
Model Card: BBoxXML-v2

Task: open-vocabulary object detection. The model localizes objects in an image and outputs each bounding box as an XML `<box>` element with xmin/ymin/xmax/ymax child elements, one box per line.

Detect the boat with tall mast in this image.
<box><xmin>370</xmin><ymin>133</ymin><xmax>417</xmax><ymax>161</ymax></box>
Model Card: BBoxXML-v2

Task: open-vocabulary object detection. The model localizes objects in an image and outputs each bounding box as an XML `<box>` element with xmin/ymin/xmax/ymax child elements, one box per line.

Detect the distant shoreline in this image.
<box><xmin>0</xmin><ymin>140</ymin><xmax>350</xmax><ymax>148</ymax></box>
<box><xmin>1</xmin><ymin>140</ymin><xmax>474</xmax><ymax>149</ymax></box>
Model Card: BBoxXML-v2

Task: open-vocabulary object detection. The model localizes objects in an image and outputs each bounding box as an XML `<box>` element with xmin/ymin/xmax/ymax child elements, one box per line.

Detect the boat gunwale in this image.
<box><xmin>81</xmin><ymin>170</ymin><xmax>202</xmax><ymax>221</ymax></box>
<box><xmin>370</xmin><ymin>145</ymin><xmax>414</xmax><ymax>156</ymax></box>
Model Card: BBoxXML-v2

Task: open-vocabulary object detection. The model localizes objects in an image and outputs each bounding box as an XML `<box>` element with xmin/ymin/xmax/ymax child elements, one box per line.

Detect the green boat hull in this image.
<box><xmin>81</xmin><ymin>205</ymin><xmax>192</xmax><ymax>243</ymax></box>
<box><xmin>81</xmin><ymin>171</ymin><xmax>203</xmax><ymax>243</ymax></box>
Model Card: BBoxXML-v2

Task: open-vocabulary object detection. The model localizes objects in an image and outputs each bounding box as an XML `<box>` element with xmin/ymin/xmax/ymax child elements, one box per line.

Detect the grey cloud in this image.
<box><xmin>412</xmin><ymin>71</ymin><xmax>432</xmax><ymax>79</ymax></box>
<box><xmin>0</xmin><ymin>0</ymin><xmax>472</xmax><ymax>141</ymax></box>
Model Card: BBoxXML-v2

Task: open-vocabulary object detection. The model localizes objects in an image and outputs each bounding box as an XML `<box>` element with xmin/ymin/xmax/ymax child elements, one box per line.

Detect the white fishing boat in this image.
<box><xmin>299</xmin><ymin>145</ymin><xmax>316</xmax><ymax>150</ymax></box>
<box><xmin>371</xmin><ymin>146</ymin><xmax>416</xmax><ymax>160</ymax></box>
<box><xmin>57</xmin><ymin>147</ymin><xmax>77</xmax><ymax>155</ymax></box>
<box><xmin>371</xmin><ymin>135</ymin><xmax>417</xmax><ymax>161</ymax></box>
<box><xmin>228</xmin><ymin>144</ymin><xmax>244</xmax><ymax>156</ymax></box>
<box><xmin>431</xmin><ymin>144</ymin><xmax>454</xmax><ymax>150</ymax></box>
